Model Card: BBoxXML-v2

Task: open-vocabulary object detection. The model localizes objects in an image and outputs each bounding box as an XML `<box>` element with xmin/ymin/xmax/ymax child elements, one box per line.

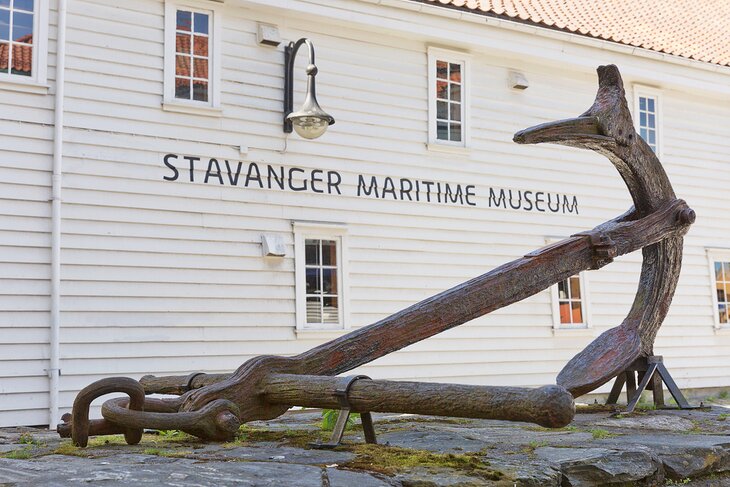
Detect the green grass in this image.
<box><xmin>665</xmin><ymin>477</ymin><xmax>692</xmax><ymax>485</ymax></box>
<box><xmin>590</xmin><ymin>429</ymin><xmax>616</xmax><ymax>439</ymax></box>
<box><xmin>18</xmin><ymin>433</ymin><xmax>44</xmax><ymax>446</ymax></box>
<box><xmin>2</xmin><ymin>447</ymin><xmax>33</xmax><ymax>459</ymax></box>
<box><xmin>344</xmin><ymin>444</ymin><xmax>503</xmax><ymax>481</ymax></box>
<box><xmin>521</xmin><ymin>440</ymin><xmax>548</xmax><ymax>454</ymax></box>
<box><xmin>320</xmin><ymin>409</ymin><xmax>360</xmax><ymax>431</ymax></box>
<box><xmin>142</xmin><ymin>447</ymin><xmax>193</xmax><ymax>458</ymax></box>
<box><xmin>718</xmin><ymin>413</ymin><xmax>728</xmax><ymax>421</ymax></box>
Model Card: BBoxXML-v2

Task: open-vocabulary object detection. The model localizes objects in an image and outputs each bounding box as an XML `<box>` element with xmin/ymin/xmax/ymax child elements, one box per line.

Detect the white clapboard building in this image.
<box><xmin>2</xmin><ymin>0</ymin><xmax>729</xmax><ymax>428</ymax></box>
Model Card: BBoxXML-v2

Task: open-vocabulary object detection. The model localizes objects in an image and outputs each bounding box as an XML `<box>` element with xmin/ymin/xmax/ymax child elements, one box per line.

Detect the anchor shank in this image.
<box><xmin>294</xmin><ymin>199</ymin><xmax>691</xmax><ymax>377</ymax></box>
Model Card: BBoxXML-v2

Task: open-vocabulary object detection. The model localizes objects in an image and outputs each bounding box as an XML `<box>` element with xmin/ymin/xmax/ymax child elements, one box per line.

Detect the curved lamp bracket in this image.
<box><xmin>283</xmin><ymin>38</ymin><xmax>335</xmax><ymax>139</ymax></box>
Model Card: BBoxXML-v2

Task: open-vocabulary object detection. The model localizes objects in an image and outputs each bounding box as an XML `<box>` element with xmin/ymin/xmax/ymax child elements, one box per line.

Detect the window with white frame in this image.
<box><xmin>708</xmin><ymin>251</ymin><xmax>730</xmax><ymax>328</ymax></box>
<box><xmin>634</xmin><ymin>87</ymin><xmax>660</xmax><ymax>154</ymax></box>
<box><xmin>163</xmin><ymin>1</ymin><xmax>221</xmax><ymax>112</ymax></box>
<box><xmin>0</xmin><ymin>0</ymin><xmax>49</xmax><ymax>86</ymax></box>
<box><xmin>551</xmin><ymin>273</ymin><xmax>589</xmax><ymax>329</ymax></box>
<box><xmin>428</xmin><ymin>47</ymin><xmax>469</xmax><ymax>148</ymax></box>
<box><xmin>293</xmin><ymin>223</ymin><xmax>348</xmax><ymax>330</ymax></box>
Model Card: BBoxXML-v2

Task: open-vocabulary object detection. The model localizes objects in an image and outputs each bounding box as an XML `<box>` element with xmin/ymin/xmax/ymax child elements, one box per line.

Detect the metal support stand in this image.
<box><xmin>310</xmin><ymin>375</ymin><xmax>377</xmax><ymax>449</ymax></box>
<box><xmin>606</xmin><ymin>356</ymin><xmax>698</xmax><ymax>413</ymax></box>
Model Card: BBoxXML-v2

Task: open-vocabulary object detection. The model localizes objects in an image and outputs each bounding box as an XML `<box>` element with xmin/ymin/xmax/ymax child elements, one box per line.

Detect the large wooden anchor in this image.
<box><xmin>59</xmin><ymin>65</ymin><xmax>694</xmax><ymax>447</ymax></box>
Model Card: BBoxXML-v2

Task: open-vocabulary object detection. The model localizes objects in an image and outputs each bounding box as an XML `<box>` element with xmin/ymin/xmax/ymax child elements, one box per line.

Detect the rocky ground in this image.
<box><xmin>2</xmin><ymin>401</ymin><xmax>730</xmax><ymax>486</ymax></box>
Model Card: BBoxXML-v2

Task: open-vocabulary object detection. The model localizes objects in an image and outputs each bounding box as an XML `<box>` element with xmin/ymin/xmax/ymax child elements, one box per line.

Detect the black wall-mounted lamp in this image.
<box><xmin>283</xmin><ymin>38</ymin><xmax>335</xmax><ymax>139</ymax></box>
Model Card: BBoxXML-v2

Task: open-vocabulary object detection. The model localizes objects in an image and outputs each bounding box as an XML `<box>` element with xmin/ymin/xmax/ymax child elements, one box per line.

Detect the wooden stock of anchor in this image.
<box><xmin>59</xmin><ymin>65</ymin><xmax>694</xmax><ymax>447</ymax></box>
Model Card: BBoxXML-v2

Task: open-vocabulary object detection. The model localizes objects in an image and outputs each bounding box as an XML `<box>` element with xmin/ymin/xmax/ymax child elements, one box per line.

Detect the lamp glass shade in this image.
<box><xmin>290</xmin><ymin>115</ymin><xmax>330</xmax><ymax>139</ymax></box>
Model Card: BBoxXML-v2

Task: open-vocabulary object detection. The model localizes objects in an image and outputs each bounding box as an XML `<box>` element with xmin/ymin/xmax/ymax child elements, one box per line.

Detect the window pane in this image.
<box><xmin>436</xmin><ymin>101</ymin><xmax>447</xmax><ymax>119</ymax></box>
<box><xmin>570</xmin><ymin>276</ymin><xmax>581</xmax><ymax>299</ymax></box>
<box><xmin>717</xmin><ymin>282</ymin><xmax>726</xmax><ymax>303</ymax></box>
<box><xmin>648</xmin><ymin>131</ymin><xmax>655</xmax><ymax>144</ymax></box>
<box><xmin>723</xmin><ymin>262</ymin><xmax>730</xmax><ymax>278</ymax></box>
<box><xmin>193</xmin><ymin>13</ymin><xmax>209</xmax><ymax>34</ymax></box>
<box><xmin>176</xmin><ymin>10</ymin><xmax>191</xmax><ymax>31</ymax></box>
<box><xmin>323</xmin><ymin>296</ymin><xmax>339</xmax><ymax>324</ymax></box>
<box><xmin>571</xmin><ymin>302</ymin><xmax>583</xmax><ymax>323</ymax></box>
<box><xmin>449</xmin><ymin>63</ymin><xmax>461</xmax><ymax>83</ymax></box>
<box><xmin>305</xmin><ymin>268</ymin><xmax>320</xmax><ymax>294</ymax></box>
<box><xmin>639</xmin><ymin>112</ymin><xmax>646</xmax><ymax>126</ymax></box>
<box><xmin>648</xmin><ymin>113</ymin><xmax>655</xmax><ymax>128</ymax></box>
<box><xmin>558</xmin><ymin>279</ymin><xmax>568</xmax><ymax>299</ymax></box>
<box><xmin>11</xmin><ymin>43</ymin><xmax>31</xmax><ymax>75</ymax></box>
<box><xmin>322</xmin><ymin>268</ymin><xmax>338</xmax><ymax>294</ymax></box>
<box><xmin>192</xmin><ymin>80</ymin><xmax>208</xmax><ymax>101</ymax></box>
<box><xmin>306</xmin><ymin>296</ymin><xmax>322</xmax><ymax>323</ymax></box>
<box><xmin>437</xmin><ymin>121</ymin><xmax>448</xmax><ymax>140</ymax></box>
<box><xmin>176</xmin><ymin>33</ymin><xmax>190</xmax><ymax>53</ymax></box>
<box><xmin>175</xmin><ymin>78</ymin><xmax>190</xmax><ymax>99</ymax></box>
<box><xmin>436</xmin><ymin>80</ymin><xmax>447</xmax><ymax>99</ymax></box>
<box><xmin>720</xmin><ymin>304</ymin><xmax>728</xmax><ymax>324</ymax></box>
<box><xmin>449</xmin><ymin>123</ymin><xmax>461</xmax><ymax>142</ymax></box>
<box><xmin>0</xmin><ymin>9</ymin><xmax>9</xmax><ymax>41</ymax></box>
<box><xmin>559</xmin><ymin>301</ymin><xmax>571</xmax><ymax>323</ymax></box>
<box><xmin>647</xmin><ymin>98</ymin><xmax>655</xmax><ymax>111</ymax></box>
<box><xmin>436</xmin><ymin>60</ymin><xmax>447</xmax><ymax>80</ymax></box>
<box><xmin>321</xmin><ymin>240</ymin><xmax>337</xmax><ymax>266</ymax></box>
<box><xmin>0</xmin><ymin>0</ymin><xmax>9</xmax><ymax>7</ymax></box>
<box><xmin>715</xmin><ymin>262</ymin><xmax>724</xmax><ymax>281</ymax></box>
<box><xmin>193</xmin><ymin>35</ymin><xmax>208</xmax><ymax>57</ymax></box>
<box><xmin>450</xmin><ymin>103</ymin><xmax>461</xmax><ymax>122</ymax></box>
<box><xmin>175</xmin><ymin>55</ymin><xmax>190</xmax><ymax>76</ymax></box>
<box><xmin>449</xmin><ymin>83</ymin><xmax>461</xmax><ymax>102</ymax></box>
<box><xmin>193</xmin><ymin>58</ymin><xmax>208</xmax><ymax>78</ymax></box>
<box><xmin>639</xmin><ymin>97</ymin><xmax>646</xmax><ymax>110</ymax></box>
<box><xmin>15</xmin><ymin>0</ymin><xmax>33</xmax><ymax>11</ymax></box>
<box><xmin>305</xmin><ymin>240</ymin><xmax>319</xmax><ymax>265</ymax></box>
<box><xmin>640</xmin><ymin>127</ymin><xmax>647</xmax><ymax>140</ymax></box>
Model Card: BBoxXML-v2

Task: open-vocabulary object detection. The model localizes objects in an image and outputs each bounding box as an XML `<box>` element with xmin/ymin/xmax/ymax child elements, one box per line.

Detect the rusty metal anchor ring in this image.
<box><xmin>69</xmin><ymin>377</ymin><xmax>145</xmax><ymax>447</ymax></box>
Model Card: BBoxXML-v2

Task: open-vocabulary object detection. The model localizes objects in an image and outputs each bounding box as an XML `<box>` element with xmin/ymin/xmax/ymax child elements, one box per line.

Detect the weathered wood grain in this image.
<box><xmin>262</xmin><ymin>374</ymin><xmax>575</xmax><ymax>428</ymax></box>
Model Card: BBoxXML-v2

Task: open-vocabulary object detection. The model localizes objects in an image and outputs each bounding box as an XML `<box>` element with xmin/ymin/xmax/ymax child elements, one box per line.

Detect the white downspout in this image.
<box><xmin>50</xmin><ymin>0</ymin><xmax>68</xmax><ymax>429</ymax></box>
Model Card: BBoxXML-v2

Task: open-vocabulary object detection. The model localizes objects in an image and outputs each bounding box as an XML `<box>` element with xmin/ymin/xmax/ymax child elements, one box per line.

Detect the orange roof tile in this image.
<box><xmin>0</xmin><ymin>35</ymin><xmax>33</xmax><ymax>74</ymax></box>
<box><xmin>420</xmin><ymin>0</ymin><xmax>730</xmax><ymax>67</ymax></box>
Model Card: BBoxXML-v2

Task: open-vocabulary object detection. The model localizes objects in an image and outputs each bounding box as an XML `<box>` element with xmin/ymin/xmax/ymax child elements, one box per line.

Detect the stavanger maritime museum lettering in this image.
<box><xmin>162</xmin><ymin>154</ymin><xmax>579</xmax><ymax>214</ymax></box>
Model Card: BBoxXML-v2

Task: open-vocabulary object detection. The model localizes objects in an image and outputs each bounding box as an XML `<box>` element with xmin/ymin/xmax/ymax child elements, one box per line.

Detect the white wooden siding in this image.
<box><xmin>1</xmin><ymin>0</ymin><xmax>729</xmax><ymax>426</ymax></box>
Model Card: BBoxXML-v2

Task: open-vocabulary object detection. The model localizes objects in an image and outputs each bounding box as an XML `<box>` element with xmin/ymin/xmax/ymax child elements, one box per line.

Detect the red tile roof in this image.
<box><xmin>0</xmin><ymin>35</ymin><xmax>33</xmax><ymax>74</ymax></box>
<box><xmin>420</xmin><ymin>0</ymin><xmax>730</xmax><ymax>67</ymax></box>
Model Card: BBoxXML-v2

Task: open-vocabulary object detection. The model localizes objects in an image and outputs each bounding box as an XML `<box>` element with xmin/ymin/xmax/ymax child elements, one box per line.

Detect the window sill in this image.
<box><xmin>162</xmin><ymin>101</ymin><xmax>222</xmax><ymax>117</ymax></box>
<box><xmin>295</xmin><ymin>328</ymin><xmax>349</xmax><ymax>339</ymax></box>
<box><xmin>0</xmin><ymin>78</ymin><xmax>50</xmax><ymax>95</ymax></box>
<box><xmin>713</xmin><ymin>326</ymin><xmax>730</xmax><ymax>335</ymax></box>
<box><xmin>426</xmin><ymin>143</ymin><xmax>471</xmax><ymax>155</ymax></box>
<box><xmin>552</xmin><ymin>326</ymin><xmax>593</xmax><ymax>337</ymax></box>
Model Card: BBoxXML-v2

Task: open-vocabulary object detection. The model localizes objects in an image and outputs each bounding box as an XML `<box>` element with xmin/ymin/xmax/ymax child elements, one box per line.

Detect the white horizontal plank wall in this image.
<box><xmin>4</xmin><ymin>0</ymin><xmax>730</xmax><ymax>425</ymax></box>
<box><xmin>0</xmin><ymin>1</ymin><xmax>58</xmax><ymax>427</ymax></box>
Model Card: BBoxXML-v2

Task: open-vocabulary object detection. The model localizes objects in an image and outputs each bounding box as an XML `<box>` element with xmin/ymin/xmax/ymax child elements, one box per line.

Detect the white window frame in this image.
<box><xmin>427</xmin><ymin>46</ymin><xmax>470</xmax><ymax>151</ymax></box>
<box><xmin>633</xmin><ymin>85</ymin><xmax>662</xmax><ymax>159</ymax></box>
<box><xmin>707</xmin><ymin>249</ymin><xmax>730</xmax><ymax>330</ymax></box>
<box><xmin>547</xmin><ymin>239</ymin><xmax>591</xmax><ymax>330</ymax></box>
<box><xmin>163</xmin><ymin>0</ymin><xmax>222</xmax><ymax>116</ymax></box>
<box><xmin>0</xmin><ymin>0</ymin><xmax>49</xmax><ymax>93</ymax></box>
<box><xmin>293</xmin><ymin>221</ymin><xmax>349</xmax><ymax>331</ymax></box>
<box><xmin>550</xmin><ymin>272</ymin><xmax>591</xmax><ymax>330</ymax></box>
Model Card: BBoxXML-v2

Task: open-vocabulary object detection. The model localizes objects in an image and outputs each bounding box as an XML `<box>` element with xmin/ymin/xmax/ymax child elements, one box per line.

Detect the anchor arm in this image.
<box><xmin>515</xmin><ymin>65</ymin><xmax>692</xmax><ymax>396</ymax></box>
